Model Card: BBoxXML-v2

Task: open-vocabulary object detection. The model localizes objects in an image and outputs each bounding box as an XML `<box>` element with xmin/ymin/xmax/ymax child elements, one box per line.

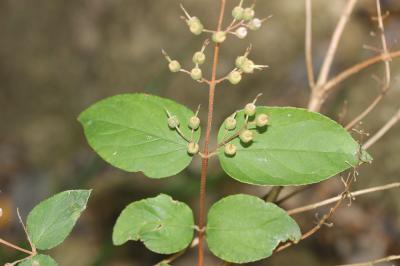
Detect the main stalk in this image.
<box><xmin>197</xmin><ymin>1</ymin><xmax>226</xmax><ymax>265</ymax></box>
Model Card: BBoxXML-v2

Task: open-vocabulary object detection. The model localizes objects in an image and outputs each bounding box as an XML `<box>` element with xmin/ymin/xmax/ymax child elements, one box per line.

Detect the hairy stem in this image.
<box><xmin>197</xmin><ymin>1</ymin><xmax>226</xmax><ymax>265</ymax></box>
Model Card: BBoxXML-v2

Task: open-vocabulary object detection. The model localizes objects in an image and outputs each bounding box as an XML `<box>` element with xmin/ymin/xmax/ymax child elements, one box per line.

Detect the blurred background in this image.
<box><xmin>1</xmin><ymin>0</ymin><xmax>400</xmax><ymax>265</ymax></box>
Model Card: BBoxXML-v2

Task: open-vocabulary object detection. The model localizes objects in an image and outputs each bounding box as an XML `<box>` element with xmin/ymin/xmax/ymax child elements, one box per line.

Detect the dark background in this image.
<box><xmin>1</xmin><ymin>0</ymin><xmax>400</xmax><ymax>265</ymax></box>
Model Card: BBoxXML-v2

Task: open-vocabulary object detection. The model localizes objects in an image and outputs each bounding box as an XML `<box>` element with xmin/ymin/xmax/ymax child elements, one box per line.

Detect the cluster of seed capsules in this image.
<box><xmin>163</xmin><ymin>0</ymin><xmax>269</xmax><ymax>86</ymax></box>
<box><xmin>222</xmin><ymin>101</ymin><xmax>269</xmax><ymax>156</ymax></box>
<box><xmin>166</xmin><ymin>99</ymin><xmax>269</xmax><ymax>157</ymax></box>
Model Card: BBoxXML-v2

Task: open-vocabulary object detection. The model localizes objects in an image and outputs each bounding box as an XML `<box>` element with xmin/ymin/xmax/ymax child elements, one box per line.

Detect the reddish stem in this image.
<box><xmin>197</xmin><ymin>1</ymin><xmax>226</xmax><ymax>266</ymax></box>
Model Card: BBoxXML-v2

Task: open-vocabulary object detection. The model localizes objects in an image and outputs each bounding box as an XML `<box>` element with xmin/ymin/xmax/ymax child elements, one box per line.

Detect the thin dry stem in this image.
<box><xmin>337</xmin><ymin>255</ymin><xmax>400</xmax><ymax>266</ymax></box>
<box><xmin>0</xmin><ymin>239</ymin><xmax>34</xmax><ymax>256</ymax></box>
<box><xmin>316</xmin><ymin>0</ymin><xmax>358</xmax><ymax>86</ymax></box>
<box><xmin>288</xmin><ymin>182</ymin><xmax>400</xmax><ymax>215</ymax></box>
<box><xmin>363</xmin><ymin>108</ymin><xmax>400</xmax><ymax>149</ymax></box>
<box><xmin>305</xmin><ymin>0</ymin><xmax>315</xmax><ymax>89</ymax></box>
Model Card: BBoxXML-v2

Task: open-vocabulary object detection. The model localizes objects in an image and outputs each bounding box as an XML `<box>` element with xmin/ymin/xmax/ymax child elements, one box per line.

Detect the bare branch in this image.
<box><xmin>288</xmin><ymin>182</ymin><xmax>400</xmax><ymax>215</ymax></box>
<box><xmin>316</xmin><ymin>0</ymin><xmax>358</xmax><ymax>86</ymax></box>
<box><xmin>363</xmin><ymin>108</ymin><xmax>400</xmax><ymax>149</ymax></box>
<box><xmin>305</xmin><ymin>0</ymin><xmax>315</xmax><ymax>89</ymax></box>
<box><xmin>336</xmin><ymin>254</ymin><xmax>400</xmax><ymax>266</ymax></box>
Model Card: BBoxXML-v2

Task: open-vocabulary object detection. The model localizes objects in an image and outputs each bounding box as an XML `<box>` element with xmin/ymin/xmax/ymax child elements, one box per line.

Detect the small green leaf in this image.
<box><xmin>27</xmin><ymin>190</ymin><xmax>91</xmax><ymax>250</ymax></box>
<box><xmin>78</xmin><ymin>93</ymin><xmax>201</xmax><ymax>179</ymax></box>
<box><xmin>218</xmin><ymin>107</ymin><xmax>370</xmax><ymax>186</ymax></box>
<box><xmin>113</xmin><ymin>194</ymin><xmax>195</xmax><ymax>254</ymax></box>
<box><xmin>18</xmin><ymin>254</ymin><xmax>57</xmax><ymax>266</ymax></box>
<box><xmin>206</xmin><ymin>194</ymin><xmax>301</xmax><ymax>263</ymax></box>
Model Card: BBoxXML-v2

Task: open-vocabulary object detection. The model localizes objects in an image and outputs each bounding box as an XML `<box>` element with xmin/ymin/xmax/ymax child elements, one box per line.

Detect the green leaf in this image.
<box><xmin>27</xmin><ymin>190</ymin><xmax>91</xmax><ymax>250</ymax></box>
<box><xmin>113</xmin><ymin>194</ymin><xmax>195</xmax><ymax>254</ymax></box>
<box><xmin>78</xmin><ymin>93</ymin><xmax>201</xmax><ymax>179</ymax></box>
<box><xmin>206</xmin><ymin>194</ymin><xmax>301</xmax><ymax>263</ymax></box>
<box><xmin>19</xmin><ymin>254</ymin><xmax>57</xmax><ymax>266</ymax></box>
<box><xmin>218</xmin><ymin>107</ymin><xmax>370</xmax><ymax>186</ymax></box>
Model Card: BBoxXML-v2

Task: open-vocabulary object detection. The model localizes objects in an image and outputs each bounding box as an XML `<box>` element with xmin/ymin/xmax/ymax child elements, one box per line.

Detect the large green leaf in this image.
<box><xmin>218</xmin><ymin>107</ymin><xmax>370</xmax><ymax>185</ymax></box>
<box><xmin>113</xmin><ymin>194</ymin><xmax>195</xmax><ymax>254</ymax></box>
<box><xmin>27</xmin><ymin>190</ymin><xmax>91</xmax><ymax>250</ymax></box>
<box><xmin>206</xmin><ymin>194</ymin><xmax>301</xmax><ymax>263</ymax></box>
<box><xmin>19</xmin><ymin>254</ymin><xmax>57</xmax><ymax>266</ymax></box>
<box><xmin>78</xmin><ymin>93</ymin><xmax>200</xmax><ymax>179</ymax></box>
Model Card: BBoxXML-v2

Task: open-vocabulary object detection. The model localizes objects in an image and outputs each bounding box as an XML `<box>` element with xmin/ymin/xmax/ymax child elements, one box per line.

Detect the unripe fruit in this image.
<box><xmin>235</xmin><ymin>56</ymin><xmax>247</xmax><ymax>69</ymax></box>
<box><xmin>189</xmin><ymin>116</ymin><xmax>200</xmax><ymax>130</ymax></box>
<box><xmin>193</xmin><ymin>51</ymin><xmax>206</xmax><ymax>65</ymax></box>
<box><xmin>191</xmin><ymin>67</ymin><xmax>203</xmax><ymax>80</ymax></box>
<box><xmin>212</xmin><ymin>31</ymin><xmax>227</xmax><ymax>43</ymax></box>
<box><xmin>225</xmin><ymin>117</ymin><xmax>237</xmax><ymax>130</ymax></box>
<box><xmin>236</xmin><ymin>27</ymin><xmax>248</xmax><ymax>39</ymax></box>
<box><xmin>243</xmin><ymin>8</ymin><xmax>255</xmax><ymax>21</ymax></box>
<box><xmin>244</xmin><ymin>103</ymin><xmax>256</xmax><ymax>116</ymax></box>
<box><xmin>241</xmin><ymin>59</ymin><xmax>255</xmax><ymax>74</ymax></box>
<box><xmin>239</xmin><ymin>129</ymin><xmax>254</xmax><ymax>143</ymax></box>
<box><xmin>168</xmin><ymin>60</ymin><xmax>181</xmax><ymax>73</ymax></box>
<box><xmin>32</xmin><ymin>261</ymin><xmax>40</xmax><ymax>266</ymax></box>
<box><xmin>256</xmin><ymin>114</ymin><xmax>269</xmax><ymax>127</ymax></box>
<box><xmin>167</xmin><ymin>116</ymin><xmax>180</xmax><ymax>128</ymax></box>
<box><xmin>188</xmin><ymin>17</ymin><xmax>204</xmax><ymax>35</ymax></box>
<box><xmin>228</xmin><ymin>70</ymin><xmax>242</xmax><ymax>85</ymax></box>
<box><xmin>248</xmin><ymin>18</ymin><xmax>262</xmax><ymax>31</ymax></box>
<box><xmin>187</xmin><ymin>142</ymin><xmax>199</xmax><ymax>155</ymax></box>
<box><xmin>232</xmin><ymin>6</ymin><xmax>244</xmax><ymax>20</ymax></box>
<box><xmin>224</xmin><ymin>143</ymin><xmax>237</xmax><ymax>156</ymax></box>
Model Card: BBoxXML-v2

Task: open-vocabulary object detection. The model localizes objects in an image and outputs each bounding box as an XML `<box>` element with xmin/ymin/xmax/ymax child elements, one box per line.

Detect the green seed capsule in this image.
<box><xmin>191</xmin><ymin>67</ymin><xmax>203</xmax><ymax>80</ymax></box>
<box><xmin>193</xmin><ymin>51</ymin><xmax>206</xmax><ymax>65</ymax></box>
<box><xmin>256</xmin><ymin>114</ymin><xmax>269</xmax><ymax>127</ymax></box>
<box><xmin>244</xmin><ymin>103</ymin><xmax>256</xmax><ymax>116</ymax></box>
<box><xmin>228</xmin><ymin>70</ymin><xmax>242</xmax><ymax>85</ymax></box>
<box><xmin>232</xmin><ymin>6</ymin><xmax>244</xmax><ymax>20</ymax></box>
<box><xmin>212</xmin><ymin>31</ymin><xmax>227</xmax><ymax>43</ymax></box>
<box><xmin>239</xmin><ymin>129</ymin><xmax>254</xmax><ymax>143</ymax></box>
<box><xmin>189</xmin><ymin>116</ymin><xmax>200</xmax><ymax>130</ymax></box>
<box><xmin>168</xmin><ymin>60</ymin><xmax>181</xmax><ymax>72</ymax></box>
<box><xmin>243</xmin><ymin>8</ymin><xmax>255</xmax><ymax>21</ymax></box>
<box><xmin>168</xmin><ymin>116</ymin><xmax>180</xmax><ymax>129</ymax></box>
<box><xmin>224</xmin><ymin>143</ymin><xmax>237</xmax><ymax>156</ymax></box>
<box><xmin>235</xmin><ymin>56</ymin><xmax>247</xmax><ymax>69</ymax></box>
<box><xmin>241</xmin><ymin>59</ymin><xmax>255</xmax><ymax>74</ymax></box>
<box><xmin>248</xmin><ymin>18</ymin><xmax>262</xmax><ymax>31</ymax></box>
<box><xmin>225</xmin><ymin>117</ymin><xmax>237</xmax><ymax>130</ymax></box>
<box><xmin>188</xmin><ymin>17</ymin><xmax>204</xmax><ymax>35</ymax></box>
<box><xmin>187</xmin><ymin>142</ymin><xmax>200</xmax><ymax>155</ymax></box>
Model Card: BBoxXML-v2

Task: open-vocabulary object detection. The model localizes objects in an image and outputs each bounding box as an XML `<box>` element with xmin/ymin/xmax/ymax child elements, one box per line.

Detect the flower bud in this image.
<box><xmin>168</xmin><ymin>116</ymin><xmax>180</xmax><ymax>129</ymax></box>
<box><xmin>212</xmin><ymin>31</ymin><xmax>227</xmax><ymax>43</ymax></box>
<box><xmin>187</xmin><ymin>142</ymin><xmax>200</xmax><ymax>155</ymax></box>
<box><xmin>225</xmin><ymin>117</ymin><xmax>237</xmax><ymax>130</ymax></box>
<box><xmin>256</xmin><ymin>114</ymin><xmax>269</xmax><ymax>127</ymax></box>
<box><xmin>244</xmin><ymin>103</ymin><xmax>256</xmax><ymax>116</ymax></box>
<box><xmin>235</xmin><ymin>27</ymin><xmax>248</xmax><ymax>39</ymax></box>
<box><xmin>248</xmin><ymin>18</ymin><xmax>262</xmax><ymax>31</ymax></box>
<box><xmin>187</xmin><ymin>17</ymin><xmax>204</xmax><ymax>35</ymax></box>
<box><xmin>191</xmin><ymin>67</ymin><xmax>203</xmax><ymax>81</ymax></box>
<box><xmin>189</xmin><ymin>116</ymin><xmax>200</xmax><ymax>130</ymax></box>
<box><xmin>235</xmin><ymin>56</ymin><xmax>247</xmax><ymax>69</ymax></box>
<box><xmin>228</xmin><ymin>70</ymin><xmax>242</xmax><ymax>85</ymax></box>
<box><xmin>193</xmin><ymin>51</ymin><xmax>206</xmax><ymax>65</ymax></box>
<box><xmin>241</xmin><ymin>59</ymin><xmax>255</xmax><ymax>74</ymax></box>
<box><xmin>232</xmin><ymin>6</ymin><xmax>244</xmax><ymax>20</ymax></box>
<box><xmin>224</xmin><ymin>143</ymin><xmax>237</xmax><ymax>156</ymax></box>
<box><xmin>168</xmin><ymin>60</ymin><xmax>181</xmax><ymax>73</ymax></box>
<box><xmin>243</xmin><ymin>8</ymin><xmax>255</xmax><ymax>21</ymax></box>
<box><xmin>239</xmin><ymin>129</ymin><xmax>254</xmax><ymax>143</ymax></box>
